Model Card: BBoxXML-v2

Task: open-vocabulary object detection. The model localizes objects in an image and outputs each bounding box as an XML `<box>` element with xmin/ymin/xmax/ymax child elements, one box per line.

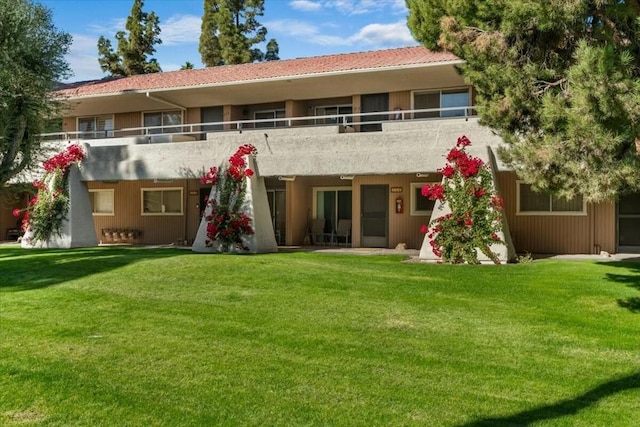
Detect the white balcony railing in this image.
<box><xmin>40</xmin><ymin>106</ymin><xmax>477</xmax><ymax>143</ymax></box>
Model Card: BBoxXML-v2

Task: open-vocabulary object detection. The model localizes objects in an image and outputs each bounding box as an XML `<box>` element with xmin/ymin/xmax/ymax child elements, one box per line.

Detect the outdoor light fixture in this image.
<box><xmin>340</xmin><ymin>175</ymin><xmax>355</xmax><ymax>180</ymax></box>
<box><xmin>416</xmin><ymin>172</ymin><xmax>430</xmax><ymax>178</ymax></box>
<box><xmin>278</xmin><ymin>176</ymin><xmax>296</xmax><ymax>181</ymax></box>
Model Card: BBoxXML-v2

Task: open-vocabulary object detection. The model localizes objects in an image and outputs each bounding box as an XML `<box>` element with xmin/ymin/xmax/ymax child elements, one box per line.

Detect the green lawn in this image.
<box><xmin>1</xmin><ymin>246</ymin><xmax>639</xmax><ymax>426</ymax></box>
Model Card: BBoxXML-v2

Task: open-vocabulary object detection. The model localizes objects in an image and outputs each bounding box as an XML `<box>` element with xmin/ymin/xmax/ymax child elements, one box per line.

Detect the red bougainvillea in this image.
<box><xmin>14</xmin><ymin>144</ymin><xmax>85</xmax><ymax>244</ymax></box>
<box><xmin>421</xmin><ymin>136</ymin><xmax>504</xmax><ymax>264</ymax></box>
<box><xmin>200</xmin><ymin>144</ymin><xmax>257</xmax><ymax>251</ymax></box>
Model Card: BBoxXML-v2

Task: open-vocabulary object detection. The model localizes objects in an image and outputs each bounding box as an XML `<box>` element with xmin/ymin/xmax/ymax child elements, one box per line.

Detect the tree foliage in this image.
<box><xmin>407</xmin><ymin>0</ymin><xmax>640</xmax><ymax>203</ymax></box>
<box><xmin>97</xmin><ymin>0</ymin><xmax>162</xmax><ymax>76</ymax></box>
<box><xmin>0</xmin><ymin>0</ymin><xmax>71</xmax><ymax>186</ymax></box>
<box><xmin>199</xmin><ymin>0</ymin><xmax>279</xmax><ymax>66</ymax></box>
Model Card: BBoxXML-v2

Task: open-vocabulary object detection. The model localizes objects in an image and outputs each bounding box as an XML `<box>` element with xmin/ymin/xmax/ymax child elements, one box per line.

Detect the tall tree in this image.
<box><xmin>407</xmin><ymin>0</ymin><xmax>640</xmax><ymax>203</ymax></box>
<box><xmin>98</xmin><ymin>0</ymin><xmax>162</xmax><ymax>76</ymax></box>
<box><xmin>199</xmin><ymin>0</ymin><xmax>279</xmax><ymax>66</ymax></box>
<box><xmin>0</xmin><ymin>0</ymin><xmax>71</xmax><ymax>186</ymax></box>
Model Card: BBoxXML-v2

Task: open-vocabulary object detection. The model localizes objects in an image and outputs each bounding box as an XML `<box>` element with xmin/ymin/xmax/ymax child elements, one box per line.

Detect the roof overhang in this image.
<box><xmin>60</xmin><ymin>61</ymin><xmax>466</xmax><ymax>117</ymax></box>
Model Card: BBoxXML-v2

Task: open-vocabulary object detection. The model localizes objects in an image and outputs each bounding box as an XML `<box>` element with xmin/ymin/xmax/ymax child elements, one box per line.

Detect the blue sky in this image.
<box><xmin>38</xmin><ymin>0</ymin><xmax>417</xmax><ymax>82</ymax></box>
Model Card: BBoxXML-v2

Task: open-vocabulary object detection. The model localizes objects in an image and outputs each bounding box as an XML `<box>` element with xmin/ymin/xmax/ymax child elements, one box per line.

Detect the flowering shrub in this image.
<box><xmin>200</xmin><ymin>144</ymin><xmax>257</xmax><ymax>251</ymax></box>
<box><xmin>14</xmin><ymin>144</ymin><xmax>85</xmax><ymax>244</ymax></box>
<box><xmin>421</xmin><ymin>136</ymin><xmax>504</xmax><ymax>264</ymax></box>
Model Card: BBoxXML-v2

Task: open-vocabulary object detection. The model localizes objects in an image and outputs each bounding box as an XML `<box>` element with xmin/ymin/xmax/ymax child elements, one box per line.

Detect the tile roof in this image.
<box><xmin>57</xmin><ymin>46</ymin><xmax>460</xmax><ymax>98</ymax></box>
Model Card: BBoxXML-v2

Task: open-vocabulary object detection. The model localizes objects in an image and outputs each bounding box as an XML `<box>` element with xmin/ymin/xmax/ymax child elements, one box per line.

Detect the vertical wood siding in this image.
<box><xmin>88</xmin><ymin>179</ymin><xmax>193</xmax><ymax>245</ymax></box>
<box><xmin>497</xmin><ymin>172</ymin><xmax>615</xmax><ymax>254</ymax></box>
<box><xmin>115</xmin><ymin>112</ymin><xmax>143</xmax><ymax>136</ymax></box>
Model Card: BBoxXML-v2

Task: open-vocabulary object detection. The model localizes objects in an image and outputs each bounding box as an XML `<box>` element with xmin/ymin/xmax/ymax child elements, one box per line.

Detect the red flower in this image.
<box><xmin>245</xmin><ymin>168</ymin><xmax>254</xmax><ymax>177</ymax></box>
<box><xmin>456</xmin><ymin>135</ymin><xmax>471</xmax><ymax>148</ymax></box>
<box><xmin>420</xmin><ymin>224</ymin><xmax>428</xmax><ymax>234</ymax></box>
<box><xmin>440</xmin><ymin>164</ymin><xmax>455</xmax><ymax>178</ymax></box>
<box><xmin>491</xmin><ymin>194</ymin><xmax>504</xmax><ymax>210</ymax></box>
<box><xmin>446</xmin><ymin>148</ymin><xmax>463</xmax><ymax>162</ymax></box>
<box><xmin>12</xmin><ymin>208</ymin><xmax>21</xmax><ymax>217</ymax></box>
<box><xmin>474</xmin><ymin>188</ymin><xmax>486</xmax><ymax>198</ymax></box>
<box><xmin>421</xmin><ymin>183</ymin><xmax>444</xmax><ymax>201</ymax></box>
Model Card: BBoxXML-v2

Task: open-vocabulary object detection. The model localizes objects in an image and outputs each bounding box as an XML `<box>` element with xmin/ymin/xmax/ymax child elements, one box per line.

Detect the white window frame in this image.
<box><xmin>516</xmin><ymin>181</ymin><xmax>587</xmax><ymax>216</ymax></box>
<box><xmin>140</xmin><ymin>187</ymin><xmax>184</xmax><ymax>216</ymax></box>
<box><xmin>89</xmin><ymin>189</ymin><xmax>114</xmax><ymax>216</ymax></box>
<box><xmin>314</xmin><ymin>104</ymin><xmax>353</xmax><ymax>125</ymax></box>
<box><xmin>254</xmin><ymin>109</ymin><xmax>286</xmax><ymax>128</ymax></box>
<box><xmin>312</xmin><ymin>186</ymin><xmax>352</xmax><ymax>220</ymax></box>
<box><xmin>77</xmin><ymin>115</ymin><xmax>114</xmax><ymax>139</ymax></box>
<box><xmin>142</xmin><ymin>110</ymin><xmax>184</xmax><ymax>134</ymax></box>
<box><xmin>410</xmin><ymin>182</ymin><xmax>439</xmax><ymax>216</ymax></box>
<box><xmin>411</xmin><ymin>87</ymin><xmax>472</xmax><ymax>118</ymax></box>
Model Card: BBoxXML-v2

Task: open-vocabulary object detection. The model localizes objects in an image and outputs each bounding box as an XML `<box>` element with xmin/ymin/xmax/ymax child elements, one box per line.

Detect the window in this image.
<box><xmin>141</xmin><ymin>188</ymin><xmax>183</xmax><ymax>215</ymax></box>
<box><xmin>78</xmin><ymin>115</ymin><xmax>113</xmax><ymax>139</ymax></box>
<box><xmin>89</xmin><ymin>189</ymin><xmax>114</xmax><ymax>215</ymax></box>
<box><xmin>315</xmin><ymin>105</ymin><xmax>353</xmax><ymax>125</ymax></box>
<box><xmin>313</xmin><ymin>187</ymin><xmax>352</xmax><ymax>234</ymax></box>
<box><xmin>517</xmin><ymin>182</ymin><xmax>585</xmax><ymax>215</ymax></box>
<box><xmin>143</xmin><ymin>111</ymin><xmax>182</xmax><ymax>134</ymax></box>
<box><xmin>410</xmin><ymin>182</ymin><xmax>438</xmax><ymax>216</ymax></box>
<box><xmin>413</xmin><ymin>89</ymin><xmax>471</xmax><ymax>119</ymax></box>
<box><xmin>254</xmin><ymin>109</ymin><xmax>286</xmax><ymax>128</ymax></box>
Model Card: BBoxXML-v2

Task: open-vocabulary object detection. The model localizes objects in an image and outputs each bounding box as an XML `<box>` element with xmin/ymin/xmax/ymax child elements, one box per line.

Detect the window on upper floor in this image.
<box><xmin>143</xmin><ymin>111</ymin><xmax>183</xmax><ymax>134</ymax></box>
<box><xmin>413</xmin><ymin>88</ymin><xmax>471</xmax><ymax>119</ymax></box>
<box><xmin>314</xmin><ymin>105</ymin><xmax>353</xmax><ymax>125</ymax></box>
<box><xmin>78</xmin><ymin>115</ymin><xmax>114</xmax><ymax>139</ymax></box>
<box><xmin>254</xmin><ymin>109</ymin><xmax>286</xmax><ymax>128</ymax></box>
<box><xmin>410</xmin><ymin>182</ymin><xmax>438</xmax><ymax>216</ymax></box>
<box><xmin>141</xmin><ymin>188</ymin><xmax>183</xmax><ymax>215</ymax></box>
<box><xmin>89</xmin><ymin>189</ymin><xmax>114</xmax><ymax>215</ymax></box>
<box><xmin>517</xmin><ymin>182</ymin><xmax>586</xmax><ymax>215</ymax></box>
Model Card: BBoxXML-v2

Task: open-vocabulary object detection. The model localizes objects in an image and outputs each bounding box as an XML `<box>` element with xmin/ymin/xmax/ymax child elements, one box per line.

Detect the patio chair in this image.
<box><xmin>308</xmin><ymin>218</ymin><xmax>332</xmax><ymax>245</ymax></box>
<box><xmin>333</xmin><ymin>219</ymin><xmax>352</xmax><ymax>247</ymax></box>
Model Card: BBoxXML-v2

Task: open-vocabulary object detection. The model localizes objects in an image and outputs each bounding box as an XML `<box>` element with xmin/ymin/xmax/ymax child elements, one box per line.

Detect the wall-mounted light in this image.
<box><xmin>340</xmin><ymin>175</ymin><xmax>355</xmax><ymax>180</ymax></box>
<box><xmin>154</xmin><ymin>178</ymin><xmax>174</xmax><ymax>183</ymax></box>
<box><xmin>278</xmin><ymin>176</ymin><xmax>296</xmax><ymax>181</ymax></box>
<box><xmin>416</xmin><ymin>173</ymin><xmax>430</xmax><ymax>178</ymax></box>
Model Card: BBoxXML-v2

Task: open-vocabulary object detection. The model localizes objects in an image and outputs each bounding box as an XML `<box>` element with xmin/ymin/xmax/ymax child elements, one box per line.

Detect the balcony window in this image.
<box><xmin>254</xmin><ymin>109</ymin><xmax>286</xmax><ymax>128</ymax></box>
<box><xmin>143</xmin><ymin>111</ymin><xmax>182</xmax><ymax>134</ymax></box>
<box><xmin>78</xmin><ymin>115</ymin><xmax>113</xmax><ymax>139</ymax></box>
<box><xmin>315</xmin><ymin>105</ymin><xmax>353</xmax><ymax>125</ymax></box>
<box><xmin>517</xmin><ymin>182</ymin><xmax>585</xmax><ymax>215</ymax></box>
<box><xmin>413</xmin><ymin>89</ymin><xmax>471</xmax><ymax>119</ymax></box>
<box><xmin>141</xmin><ymin>188</ymin><xmax>183</xmax><ymax>215</ymax></box>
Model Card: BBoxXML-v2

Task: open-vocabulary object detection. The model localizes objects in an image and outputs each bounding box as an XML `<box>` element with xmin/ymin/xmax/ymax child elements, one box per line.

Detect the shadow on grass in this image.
<box><xmin>460</xmin><ymin>372</ymin><xmax>640</xmax><ymax>426</ymax></box>
<box><xmin>0</xmin><ymin>246</ymin><xmax>183</xmax><ymax>292</ymax></box>
<box><xmin>597</xmin><ymin>261</ymin><xmax>640</xmax><ymax>314</ymax></box>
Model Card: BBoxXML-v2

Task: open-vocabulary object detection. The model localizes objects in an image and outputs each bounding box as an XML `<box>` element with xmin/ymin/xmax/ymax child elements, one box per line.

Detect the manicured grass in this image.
<box><xmin>1</xmin><ymin>246</ymin><xmax>639</xmax><ymax>426</ymax></box>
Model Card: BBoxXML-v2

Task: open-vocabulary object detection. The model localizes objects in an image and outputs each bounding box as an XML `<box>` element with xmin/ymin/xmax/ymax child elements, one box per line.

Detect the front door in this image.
<box><xmin>361</xmin><ymin>185</ymin><xmax>388</xmax><ymax>247</ymax></box>
<box><xmin>360</xmin><ymin>93</ymin><xmax>389</xmax><ymax>132</ymax></box>
<box><xmin>618</xmin><ymin>193</ymin><xmax>640</xmax><ymax>252</ymax></box>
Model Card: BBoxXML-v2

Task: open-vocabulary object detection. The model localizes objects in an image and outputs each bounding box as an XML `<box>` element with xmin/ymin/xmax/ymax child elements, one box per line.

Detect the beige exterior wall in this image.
<box><xmin>284</xmin><ymin>174</ymin><xmax>439</xmax><ymax>250</ymax></box>
<box><xmin>88</xmin><ymin>179</ymin><xmax>198</xmax><ymax>245</ymax></box>
<box><xmin>497</xmin><ymin>172</ymin><xmax>616</xmax><ymax>254</ymax></box>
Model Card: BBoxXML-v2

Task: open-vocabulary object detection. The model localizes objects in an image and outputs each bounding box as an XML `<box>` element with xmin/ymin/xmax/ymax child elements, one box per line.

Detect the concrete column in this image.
<box><xmin>192</xmin><ymin>156</ymin><xmax>278</xmax><ymax>254</ymax></box>
<box><xmin>22</xmin><ymin>165</ymin><xmax>98</xmax><ymax>249</ymax></box>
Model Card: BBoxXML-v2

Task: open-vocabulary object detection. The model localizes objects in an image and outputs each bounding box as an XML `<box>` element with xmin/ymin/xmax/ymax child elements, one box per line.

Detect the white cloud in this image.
<box><xmin>160</xmin><ymin>14</ymin><xmax>201</xmax><ymax>46</ymax></box>
<box><xmin>65</xmin><ymin>33</ymin><xmax>104</xmax><ymax>82</ymax></box>
<box><xmin>323</xmin><ymin>0</ymin><xmax>406</xmax><ymax>16</ymax></box>
<box><xmin>350</xmin><ymin>21</ymin><xmax>416</xmax><ymax>46</ymax></box>
<box><xmin>289</xmin><ymin>0</ymin><xmax>322</xmax><ymax>12</ymax></box>
<box><xmin>265</xmin><ymin>19</ymin><xmax>320</xmax><ymax>38</ymax></box>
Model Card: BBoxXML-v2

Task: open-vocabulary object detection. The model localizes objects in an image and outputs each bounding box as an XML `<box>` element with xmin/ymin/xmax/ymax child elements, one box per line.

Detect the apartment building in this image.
<box><xmin>3</xmin><ymin>46</ymin><xmax>636</xmax><ymax>254</ymax></box>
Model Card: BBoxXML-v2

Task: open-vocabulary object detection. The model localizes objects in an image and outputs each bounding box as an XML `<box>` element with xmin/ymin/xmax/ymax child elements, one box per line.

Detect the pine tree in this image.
<box><xmin>98</xmin><ymin>0</ymin><xmax>162</xmax><ymax>76</ymax></box>
<box><xmin>407</xmin><ymin>0</ymin><xmax>640</xmax><ymax>203</ymax></box>
<box><xmin>199</xmin><ymin>0</ymin><xmax>278</xmax><ymax>66</ymax></box>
